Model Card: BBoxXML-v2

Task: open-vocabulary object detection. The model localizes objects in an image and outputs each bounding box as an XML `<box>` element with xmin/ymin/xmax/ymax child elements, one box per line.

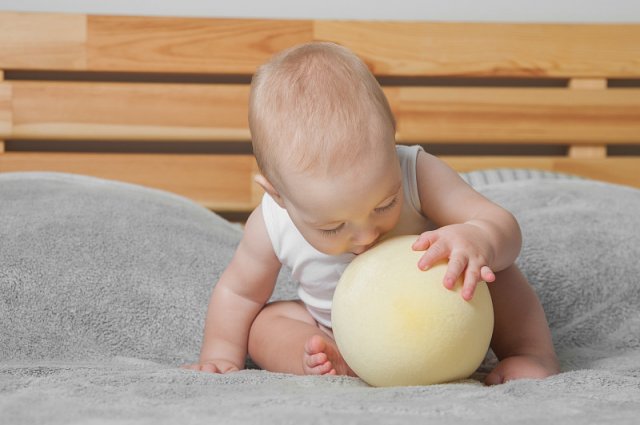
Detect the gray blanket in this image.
<box><xmin>1</xmin><ymin>172</ymin><xmax>639</xmax><ymax>424</ymax></box>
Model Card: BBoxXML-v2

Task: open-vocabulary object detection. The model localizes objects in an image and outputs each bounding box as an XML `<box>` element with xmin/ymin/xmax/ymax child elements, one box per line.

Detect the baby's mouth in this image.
<box><xmin>351</xmin><ymin>242</ymin><xmax>375</xmax><ymax>255</ymax></box>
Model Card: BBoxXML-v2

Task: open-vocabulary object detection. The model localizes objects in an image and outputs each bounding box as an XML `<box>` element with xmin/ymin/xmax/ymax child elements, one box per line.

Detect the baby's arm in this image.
<box><xmin>413</xmin><ymin>151</ymin><xmax>522</xmax><ymax>299</ymax></box>
<box><xmin>485</xmin><ymin>264</ymin><xmax>559</xmax><ymax>384</ymax></box>
<box><xmin>183</xmin><ymin>205</ymin><xmax>281</xmax><ymax>373</ymax></box>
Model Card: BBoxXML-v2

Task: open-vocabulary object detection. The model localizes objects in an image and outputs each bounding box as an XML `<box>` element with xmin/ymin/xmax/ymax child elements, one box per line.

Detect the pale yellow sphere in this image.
<box><xmin>332</xmin><ymin>235</ymin><xmax>494</xmax><ymax>387</ymax></box>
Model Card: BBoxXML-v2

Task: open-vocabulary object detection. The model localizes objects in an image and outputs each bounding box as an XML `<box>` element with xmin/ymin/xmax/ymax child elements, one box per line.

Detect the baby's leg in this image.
<box><xmin>247</xmin><ymin>300</ymin><xmax>354</xmax><ymax>376</ymax></box>
<box><xmin>486</xmin><ymin>264</ymin><xmax>560</xmax><ymax>385</ymax></box>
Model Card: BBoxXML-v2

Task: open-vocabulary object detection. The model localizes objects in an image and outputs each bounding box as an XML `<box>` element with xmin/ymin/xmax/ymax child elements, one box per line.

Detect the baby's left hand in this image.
<box><xmin>412</xmin><ymin>224</ymin><xmax>496</xmax><ymax>300</ymax></box>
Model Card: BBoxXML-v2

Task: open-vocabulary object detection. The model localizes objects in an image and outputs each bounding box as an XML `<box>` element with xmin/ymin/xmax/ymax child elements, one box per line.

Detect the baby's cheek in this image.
<box><xmin>382</xmin><ymin>211</ymin><xmax>403</xmax><ymax>235</ymax></box>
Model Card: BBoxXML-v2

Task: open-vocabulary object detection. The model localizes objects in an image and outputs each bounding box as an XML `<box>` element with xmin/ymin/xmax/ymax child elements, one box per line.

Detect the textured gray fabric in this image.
<box><xmin>461</xmin><ymin>168</ymin><xmax>582</xmax><ymax>187</ymax></box>
<box><xmin>1</xmin><ymin>171</ymin><xmax>639</xmax><ymax>424</ymax></box>
<box><xmin>0</xmin><ymin>172</ymin><xmax>294</xmax><ymax>365</ymax></box>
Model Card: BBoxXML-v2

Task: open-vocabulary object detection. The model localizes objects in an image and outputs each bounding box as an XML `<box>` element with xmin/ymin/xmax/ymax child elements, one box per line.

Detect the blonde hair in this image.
<box><xmin>249</xmin><ymin>42</ymin><xmax>396</xmax><ymax>187</ymax></box>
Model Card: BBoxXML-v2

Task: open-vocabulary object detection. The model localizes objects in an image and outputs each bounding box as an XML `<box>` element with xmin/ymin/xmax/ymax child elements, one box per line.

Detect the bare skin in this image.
<box><xmin>246</xmin><ymin>300</ymin><xmax>355</xmax><ymax>376</ymax></box>
<box><xmin>304</xmin><ymin>334</ymin><xmax>354</xmax><ymax>376</ymax></box>
<box><xmin>483</xmin><ymin>265</ymin><xmax>560</xmax><ymax>384</ymax></box>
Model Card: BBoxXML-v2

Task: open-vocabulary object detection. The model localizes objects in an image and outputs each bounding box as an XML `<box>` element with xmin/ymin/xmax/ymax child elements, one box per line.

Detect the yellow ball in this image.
<box><xmin>332</xmin><ymin>235</ymin><xmax>494</xmax><ymax>387</ymax></box>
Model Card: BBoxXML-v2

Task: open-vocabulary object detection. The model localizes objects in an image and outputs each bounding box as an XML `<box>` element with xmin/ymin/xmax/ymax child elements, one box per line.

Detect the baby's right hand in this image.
<box><xmin>181</xmin><ymin>359</ymin><xmax>241</xmax><ymax>374</ymax></box>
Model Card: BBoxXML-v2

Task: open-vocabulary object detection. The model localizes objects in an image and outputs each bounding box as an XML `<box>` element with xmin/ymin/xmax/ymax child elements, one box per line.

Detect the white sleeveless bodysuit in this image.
<box><xmin>261</xmin><ymin>145</ymin><xmax>433</xmax><ymax>327</ymax></box>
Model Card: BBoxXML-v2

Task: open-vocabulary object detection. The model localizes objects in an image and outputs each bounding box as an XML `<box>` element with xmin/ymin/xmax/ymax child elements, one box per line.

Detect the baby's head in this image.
<box><xmin>249</xmin><ymin>42</ymin><xmax>403</xmax><ymax>255</ymax></box>
<box><xmin>249</xmin><ymin>41</ymin><xmax>396</xmax><ymax>188</ymax></box>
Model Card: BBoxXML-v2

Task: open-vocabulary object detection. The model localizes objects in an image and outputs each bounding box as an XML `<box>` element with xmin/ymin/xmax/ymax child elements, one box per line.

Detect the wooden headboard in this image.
<box><xmin>1</xmin><ymin>11</ymin><xmax>639</xmax><ymax>214</ymax></box>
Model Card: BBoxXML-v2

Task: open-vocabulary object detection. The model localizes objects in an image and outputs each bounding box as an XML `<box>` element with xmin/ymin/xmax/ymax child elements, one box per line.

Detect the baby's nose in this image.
<box><xmin>353</xmin><ymin>226</ymin><xmax>379</xmax><ymax>247</ymax></box>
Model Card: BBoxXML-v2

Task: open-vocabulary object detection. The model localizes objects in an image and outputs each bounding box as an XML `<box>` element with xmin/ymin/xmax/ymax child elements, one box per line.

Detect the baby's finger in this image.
<box><xmin>220</xmin><ymin>365</ymin><xmax>240</xmax><ymax>374</ymax></box>
<box><xmin>480</xmin><ymin>265</ymin><xmax>496</xmax><ymax>283</ymax></box>
<box><xmin>417</xmin><ymin>241</ymin><xmax>450</xmax><ymax>271</ymax></box>
<box><xmin>412</xmin><ymin>231</ymin><xmax>437</xmax><ymax>251</ymax></box>
<box><xmin>461</xmin><ymin>268</ymin><xmax>481</xmax><ymax>301</ymax></box>
<box><xmin>442</xmin><ymin>255</ymin><xmax>468</xmax><ymax>290</ymax></box>
<box><xmin>201</xmin><ymin>363</ymin><xmax>221</xmax><ymax>374</ymax></box>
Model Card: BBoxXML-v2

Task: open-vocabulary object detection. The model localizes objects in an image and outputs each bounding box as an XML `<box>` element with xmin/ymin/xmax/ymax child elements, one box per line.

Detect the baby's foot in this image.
<box><xmin>302</xmin><ymin>334</ymin><xmax>355</xmax><ymax>376</ymax></box>
<box><xmin>485</xmin><ymin>354</ymin><xmax>560</xmax><ymax>385</ymax></box>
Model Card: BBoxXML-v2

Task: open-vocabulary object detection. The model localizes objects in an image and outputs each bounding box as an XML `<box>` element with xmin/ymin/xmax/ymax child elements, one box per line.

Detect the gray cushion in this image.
<box><xmin>1</xmin><ymin>171</ymin><xmax>639</xmax><ymax>373</ymax></box>
<box><xmin>0</xmin><ymin>172</ymin><xmax>290</xmax><ymax>364</ymax></box>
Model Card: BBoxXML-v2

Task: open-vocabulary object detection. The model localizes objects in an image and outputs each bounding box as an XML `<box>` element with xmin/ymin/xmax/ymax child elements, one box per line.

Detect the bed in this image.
<box><xmin>1</xmin><ymin>11</ymin><xmax>639</xmax><ymax>424</ymax></box>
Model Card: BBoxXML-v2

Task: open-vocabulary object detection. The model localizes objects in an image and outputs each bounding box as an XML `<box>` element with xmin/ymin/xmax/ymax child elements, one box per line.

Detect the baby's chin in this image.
<box><xmin>305</xmin><ymin>241</ymin><xmax>348</xmax><ymax>257</ymax></box>
<box><xmin>315</xmin><ymin>245</ymin><xmax>358</xmax><ymax>258</ymax></box>
<box><xmin>307</xmin><ymin>238</ymin><xmax>380</xmax><ymax>257</ymax></box>
<box><xmin>350</xmin><ymin>243</ymin><xmax>375</xmax><ymax>255</ymax></box>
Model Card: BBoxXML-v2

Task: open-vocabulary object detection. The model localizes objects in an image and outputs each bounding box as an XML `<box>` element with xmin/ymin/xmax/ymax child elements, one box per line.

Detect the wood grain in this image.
<box><xmin>0</xmin><ymin>12</ymin><xmax>86</xmax><ymax>70</ymax></box>
<box><xmin>314</xmin><ymin>21</ymin><xmax>640</xmax><ymax>78</ymax></box>
<box><xmin>0</xmin><ymin>152</ymin><xmax>260</xmax><ymax>211</ymax></box>
<box><xmin>387</xmin><ymin>87</ymin><xmax>640</xmax><ymax>143</ymax></box>
<box><xmin>8</xmin><ymin>81</ymin><xmax>251</xmax><ymax>141</ymax></box>
<box><xmin>1</xmin><ymin>11</ymin><xmax>639</xmax><ymax>211</ymax></box>
<box><xmin>4</xmin><ymin>81</ymin><xmax>639</xmax><ymax>144</ymax></box>
<box><xmin>87</xmin><ymin>15</ymin><xmax>313</xmax><ymax>74</ymax></box>
<box><xmin>2</xmin><ymin>13</ymin><xmax>639</xmax><ymax>78</ymax></box>
<box><xmin>0</xmin><ymin>83</ymin><xmax>11</xmax><ymax>137</ymax></box>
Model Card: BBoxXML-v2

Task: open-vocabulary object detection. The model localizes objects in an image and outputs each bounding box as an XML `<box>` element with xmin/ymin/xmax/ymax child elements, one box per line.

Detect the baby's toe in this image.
<box><xmin>306</xmin><ymin>352</ymin><xmax>328</xmax><ymax>368</ymax></box>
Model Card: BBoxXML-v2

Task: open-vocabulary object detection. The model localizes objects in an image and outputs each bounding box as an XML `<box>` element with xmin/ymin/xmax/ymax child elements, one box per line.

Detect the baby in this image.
<box><xmin>184</xmin><ymin>42</ymin><xmax>560</xmax><ymax>385</ymax></box>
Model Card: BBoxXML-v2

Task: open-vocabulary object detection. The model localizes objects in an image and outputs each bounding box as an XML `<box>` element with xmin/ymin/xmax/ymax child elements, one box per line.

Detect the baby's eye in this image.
<box><xmin>320</xmin><ymin>223</ymin><xmax>345</xmax><ymax>236</ymax></box>
<box><xmin>374</xmin><ymin>196</ymin><xmax>398</xmax><ymax>214</ymax></box>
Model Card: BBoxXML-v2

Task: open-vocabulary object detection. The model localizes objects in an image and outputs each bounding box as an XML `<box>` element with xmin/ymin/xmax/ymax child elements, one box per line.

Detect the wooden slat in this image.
<box><xmin>2</xmin><ymin>12</ymin><xmax>639</xmax><ymax>78</ymax></box>
<box><xmin>0</xmin><ymin>12</ymin><xmax>313</xmax><ymax>74</ymax></box>
<box><xmin>7</xmin><ymin>81</ymin><xmax>250</xmax><ymax>141</ymax></box>
<box><xmin>0</xmin><ymin>152</ymin><xmax>260</xmax><ymax>211</ymax></box>
<box><xmin>388</xmin><ymin>87</ymin><xmax>640</xmax><ymax>143</ymax></box>
<box><xmin>565</xmin><ymin>78</ymin><xmax>608</xmax><ymax>158</ymax></box>
<box><xmin>87</xmin><ymin>15</ymin><xmax>313</xmax><ymax>74</ymax></box>
<box><xmin>0</xmin><ymin>81</ymin><xmax>10</xmax><ymax>137</ymax></box>
<box><xmin>2</xmin><ymin>54</ymin><xmax>10</xmax><ymax>154</ymax></box>
<box><xmin>442</xmin><ymin>156</ymin><xmax>640</xmax><ymax>189</ymax></box>
<box><xmin>314</xmin><ymin>21</ymin><xmax>640</xmax><ymax>78</ymax></box>
<box><xmin>568</xmin><ymin>145</ymin><xmax>607</xmax><ymax>159</ymax></box>
<box><xmin>4</xmin><ymin>81</ymin><xmax>640</xmax><ymax>144</ymax></box>
<box><xmin>0</xmin><ymin>70</ymin><xmax>4</xmax><ymax>153</ymax></box>
<box><xmin>569</xmin><ymin>78</ymin><xmax>608</xmax><ymax>90</ymax></box>
<box><xmin>0</xmin><ymin>11</ymin><xmax>638</xmax><ymax>206</ymax></box>
<box><xmin>0</xmin><ymin>12</ymin><xmax>86</xmax><ymax>70</ymax></box>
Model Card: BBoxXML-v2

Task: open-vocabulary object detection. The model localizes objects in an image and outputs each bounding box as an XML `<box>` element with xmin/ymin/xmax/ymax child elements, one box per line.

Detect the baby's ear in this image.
<box><xmin>254</xmin><ymin>174</ymin><xmax>286</xmax><ymax>208</ymax></box>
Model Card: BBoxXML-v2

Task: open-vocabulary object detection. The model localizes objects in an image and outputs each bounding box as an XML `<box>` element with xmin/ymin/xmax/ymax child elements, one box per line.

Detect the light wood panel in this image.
<box><xmin>7</xmin><ymin>81</ymin><xmax>250</xmax><ymax>141</ymax></box>
<box><xmin>0</xmin><ymin>152</ymin><xmax>261</xmax><ymax>211</ymax></box>
<box><xmin>0</xmin><ymin>12</ymin><xmax>312</xmax><ymax>74</ymax></box>
<box><xmin>314</xmin><ymin>21</ymin><xmax>640</xmax><ymax>78</ymax></box>
<box><xmin>2</xmin><ymin>81</ymin><xmax>640</xmax><ymax>144</ymax></box>
<box><xmin>0</xmin><ymin>12</ymin><xmax>86</xmax><ymax>70</ymax></box>
<box><xmin>564</xmin><ymin>77</ymin><xmax>609</xmax><ymax>158</ymax></box>
<box><xmin>1</xmin><ymin>12</ymin><xmax>639</xmax><ymax>212</ymax></box>
<box><xmin>388</xmin><ymin>87</ymin><xmax>640</xmax><ymax>143</ymax></box>
<box><xmin>1</xmin><ymin>12</ymin><xmax>639</xmax><ymax>78</ymax></box>
<box><xmin>86</xmin><ymin>16</ymin><xmax>313</xmax><ymax>74</ymax></box>
<box><xmin>0</xmin><ymin>70</ymin><xmax>4</xmax><ymax>154</ymax></box>
<box><xmin>0</xmin><ymin>83</ymin><xmax>11</xmax><ymax>137</ymax></box>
